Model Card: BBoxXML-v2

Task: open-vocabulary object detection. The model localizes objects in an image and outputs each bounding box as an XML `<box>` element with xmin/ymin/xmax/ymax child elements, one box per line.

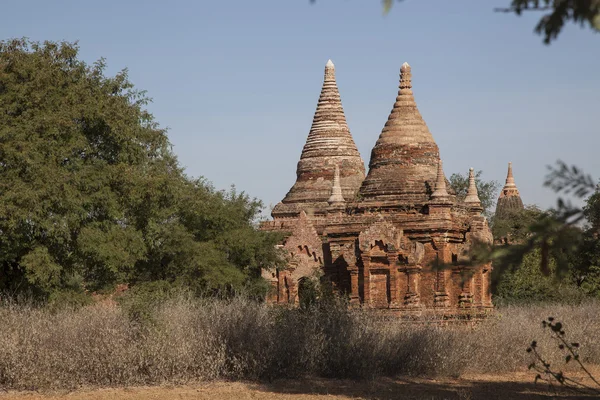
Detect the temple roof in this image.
<box><xmin>358</xmin><ymin>62</ymin><xmax>441</xmax><ymax>205</ymax></box>
<box><xmin>272</xmin><ymin>60</ymin><xmax>365</xmax><ymax>217</ymax></box>
<box><xmin>495</xmin><ymin>162</ymin><xmax>524</xmax><ymax>217</ymax></box>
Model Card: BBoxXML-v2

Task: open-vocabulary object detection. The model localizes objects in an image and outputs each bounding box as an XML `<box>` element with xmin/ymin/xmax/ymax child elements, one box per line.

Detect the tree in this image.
<box><xmin>565</xmin><ymin>190</ymin><xmax>600</xmax><ymax>296</ymax></box>
<box><xmin>491</xmin><ymin>204</ymin><xmax>545</xmax><ymax>243</ymax></box>
<box><xmin>449</xmin><ymin>170</ymin><xmax>500</xmax><ymax>219</ymax></box>
<box><xmin>0</xmin><ymin>39</ymin><xmax>282</xmax><ymax>301</ymax></box>
<box><xmin>494</xmin><ymin>249</ymin><xmax>583</xmax><ymax>304</ymax></box>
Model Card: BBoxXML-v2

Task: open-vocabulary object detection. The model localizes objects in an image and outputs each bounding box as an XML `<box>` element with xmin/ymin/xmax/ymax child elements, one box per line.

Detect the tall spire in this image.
<box><xmin>431</xmin><ymin>159</ymin><xmax>449</xmax><ymax>199</ymax></box>
<box><xmin>328</xmin><ymin>164</ymin><xmax>345</xmax><ymax>205</ymax></box>
<box><xmin>359</xmin><ymin>62</ymin><xmax>440</xmax><ymax>205</ymax></box>
<box><xmin>495</xmin><ymin>162</ymin><xmax>524</xmax><ymax>218</ymax></box>
<box><xmin>464</xmin><ymin>168</ymin><xmax>482</xmax><ymax>206</ymax></box>
<box><xmin>272</xmin><ymin>60</ymin><xmax>365</xmax><ymax>218</ymax></box>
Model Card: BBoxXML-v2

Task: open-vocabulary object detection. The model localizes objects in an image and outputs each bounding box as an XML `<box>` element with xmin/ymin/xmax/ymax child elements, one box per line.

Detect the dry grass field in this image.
<box><xmin>1</xmin><ymin>297</ymin><xmax>599</xmax><ymax>399</ymax></box>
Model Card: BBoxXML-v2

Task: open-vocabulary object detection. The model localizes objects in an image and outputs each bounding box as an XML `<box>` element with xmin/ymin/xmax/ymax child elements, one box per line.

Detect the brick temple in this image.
<box><xmin>260</xmin><ymin>60</ymin><xmax>494</xmax><ymax>317</ymax></box>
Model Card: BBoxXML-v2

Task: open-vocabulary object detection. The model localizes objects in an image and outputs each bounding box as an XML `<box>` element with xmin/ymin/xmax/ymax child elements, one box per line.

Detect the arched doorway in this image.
<box><xmin>297</xmin><ymin>276</ymin><xmax>319</xmax><ymax>309</ymax></box>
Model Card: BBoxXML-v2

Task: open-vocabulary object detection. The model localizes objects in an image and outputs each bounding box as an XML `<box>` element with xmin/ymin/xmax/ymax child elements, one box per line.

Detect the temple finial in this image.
<box><xmin>505</xmin><ymin>162</ymin><xmax>516</xmax><ymax>187</ymax></box>
<box><xmin>464</xmin><ymin>167</ymin><xmax>481</xmax><ymax>206</ymax></box>
<box><xmin>324</xmin><ymin>59</ymin><xmax>336</xmax><ymax>81</ymax></box>
<box><xmin>328</xmin><ymin>164</ymin><xmax>345</xmax><ymax>205</ymax></box>
<box><xmin>399</xmin><ymin>61</ymin><xmax>412</xmax><ymax>90</ymax></box>
<box><xmin>431</xmin><ymin>159</ymin><xmax>449</xmax><ymax>199</ymax></box>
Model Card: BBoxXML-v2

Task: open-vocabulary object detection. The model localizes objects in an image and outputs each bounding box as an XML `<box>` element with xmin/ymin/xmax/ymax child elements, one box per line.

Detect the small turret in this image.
<box><xmin>328</xmin><ymin>164</ymin><xmax>345</xmax><ymax>205</ymax></box>
<box><xmin>464</xmin><ymin>168</ymin><xmax>482</xmax><ymax>208</ymax></box>
<box><xmin>431</xmin><ymin>160</ymin><xmax>450</xmax><ymax>200</ymax></box>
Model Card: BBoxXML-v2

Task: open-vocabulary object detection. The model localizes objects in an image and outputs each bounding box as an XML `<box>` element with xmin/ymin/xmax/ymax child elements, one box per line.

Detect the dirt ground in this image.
<box><xmin>2</xmin><ymin>370</ymin><xmax>599</xmax><ymax>400</ymax></box>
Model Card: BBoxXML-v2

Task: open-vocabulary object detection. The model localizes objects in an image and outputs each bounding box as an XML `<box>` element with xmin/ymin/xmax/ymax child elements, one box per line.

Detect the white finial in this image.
<box><xmin>326</xmin><ymin>59</ymin><xmax>334</xmax><ymax>68</ymax></box>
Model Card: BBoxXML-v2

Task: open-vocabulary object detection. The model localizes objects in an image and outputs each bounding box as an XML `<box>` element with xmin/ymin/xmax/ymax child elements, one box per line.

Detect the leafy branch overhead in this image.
<box><xmin>309</xmin><ymin>0</ymin><xmax>600</xmax><ymax>44</ymax></box>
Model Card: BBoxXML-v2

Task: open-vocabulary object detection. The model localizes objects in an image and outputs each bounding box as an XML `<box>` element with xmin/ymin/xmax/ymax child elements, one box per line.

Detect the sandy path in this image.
<box><xmin>2</xmin><ymin>371</ymin><xmax>599</xmax><ymax>399</ymax></box>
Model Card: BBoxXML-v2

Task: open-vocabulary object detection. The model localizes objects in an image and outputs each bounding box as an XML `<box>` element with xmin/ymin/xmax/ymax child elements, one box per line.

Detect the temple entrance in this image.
<box><xmin>297</xmin><ymin>276</ymin><xmax>319</xmax><ymax>309</ymax></box>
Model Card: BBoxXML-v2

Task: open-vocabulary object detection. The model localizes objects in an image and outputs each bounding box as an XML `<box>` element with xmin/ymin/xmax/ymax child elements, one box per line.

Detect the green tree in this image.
<box><xmin>494</xmin><ymin>249</ymin><xmax>583</xmax><ymax>304</ymax></box>
<box><xmin>491</xmin><ymin>204</ymin><xmax>545</xmax><ymax>243</ymax></box>
<box><xmin>565</xmin><ymin>191</ymin><xmax>600</xmax><ymax>296</ymax></box>
<box><xmin>449</xmin><ymin>170</ymin><xmax>500</xmax><ymax>219</ymax></box>
<box><xmin>0</xmin><ymin>39</ymin><xmax>282</xmax><ymax>301</ymax></box>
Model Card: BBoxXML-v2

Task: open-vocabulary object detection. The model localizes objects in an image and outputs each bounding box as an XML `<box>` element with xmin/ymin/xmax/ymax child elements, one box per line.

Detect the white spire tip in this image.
<box><xmin>326</xmin><ymin>59</ymin><xmax>334</xmax><ymax>68</ymax></box>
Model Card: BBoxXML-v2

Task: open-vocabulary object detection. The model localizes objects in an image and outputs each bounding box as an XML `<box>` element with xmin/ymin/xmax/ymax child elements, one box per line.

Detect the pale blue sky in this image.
<box><xmin>2</xmin><ymin>0</ymin><xmax>598</xmax><ymax>213</ymax></box>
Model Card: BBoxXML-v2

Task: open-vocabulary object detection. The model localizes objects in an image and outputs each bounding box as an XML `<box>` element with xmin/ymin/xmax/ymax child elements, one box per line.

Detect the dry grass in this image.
<box><xmin>0</xmin><ymin>297</ymin><xmax>599</xmax><ymax>391</ymax></box>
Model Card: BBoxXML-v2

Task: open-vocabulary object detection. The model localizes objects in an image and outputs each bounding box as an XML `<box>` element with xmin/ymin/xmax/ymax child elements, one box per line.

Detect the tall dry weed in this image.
<box><xmin>0</xmin><ymin>297</ymin><xmax>599</xmax><ymax>390</ymax></box>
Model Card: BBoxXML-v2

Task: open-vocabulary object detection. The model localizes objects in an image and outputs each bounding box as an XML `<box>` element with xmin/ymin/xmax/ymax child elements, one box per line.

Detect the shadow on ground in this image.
<box><xmin>254</xmin><ymin>376</ymin><xmax>598</xmax><ymax>399</ymax></box>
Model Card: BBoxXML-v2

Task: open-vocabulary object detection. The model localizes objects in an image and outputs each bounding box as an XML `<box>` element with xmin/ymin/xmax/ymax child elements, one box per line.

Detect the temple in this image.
<box><xmin>261</xmin><ymin>60</ymin><xmax>494</xmax><ymax>318</ymax></box>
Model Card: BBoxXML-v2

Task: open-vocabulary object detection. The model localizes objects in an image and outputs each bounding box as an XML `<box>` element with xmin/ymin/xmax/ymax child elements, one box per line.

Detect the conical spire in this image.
<box><xmin>495</xmin><ymin>162</ymin><xmax>524</xmax><ymax>217</ymax></box>
<box><xmin>431</xmin><ymin>160</ymin><xmax>449</xmax><ymax>199</ymax></box>
<box><xmin>272</xmin><ymin>60</ymin><xmax>366</xmax><ymax>218</ymax></box>
<box><xmin>328</xmin><ymin>164</ymin><xmax>345</xmax><ymax>205</ymax></box>
<box><xmin>464</xmin><ymin>168</ymin><xmax>482</xmax><ymax>206</ymax></box>
<box><xmin>359</xmin><ymin>62</ymin><xmax>440</xmax><ymax>204</ymax></box>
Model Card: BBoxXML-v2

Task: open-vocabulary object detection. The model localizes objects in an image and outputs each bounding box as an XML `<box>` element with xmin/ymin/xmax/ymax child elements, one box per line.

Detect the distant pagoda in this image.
<box><xmin>495</xmin><ymin>162</ymin><xmax>524</xmax><ymax>218</ymax></box>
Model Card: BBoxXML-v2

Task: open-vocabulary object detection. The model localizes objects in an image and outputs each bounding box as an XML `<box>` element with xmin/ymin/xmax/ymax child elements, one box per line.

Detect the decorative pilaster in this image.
<box><xmin>458</xmin><ymin>268</ymin><xmax>475</xmax><ymax>308</ymax></box>
<box><xmin>473</xmin><ymin>267</ymin><xmax>483</xmax><ymax>307</ymax></box>
<box><xmin>404</xmin><ymin>266</ymin><xmax>421</xmax><ymax>307</ymax></box>
<box><xmin>433</xmin><ymin>239</ymin><xmax>451</xmax><ymax>308</ymax></box>
<box><xmin>348</xmin><ymin>267</ymin><xmax>360</xmax><ymax>305</ymax></box>
<box><xmin>362</xmin><ymin>255</ymin><xmax>371</xmax><ymax>306</ymax></box>
<box><xmin>482</xmin><ymin>266</ymin><xmax>493</xmax><ymax>307</ymax></box>
<box><xmin>387</xmin><ymin>253</ymin><xmax>400</xmax><ymax>308</ymax></box>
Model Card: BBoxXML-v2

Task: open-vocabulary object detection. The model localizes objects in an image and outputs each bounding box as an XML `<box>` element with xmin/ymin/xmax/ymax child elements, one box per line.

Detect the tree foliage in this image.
<box><xmin>310</xmin><ymin>0</ymin><xmax>600</xmax><ymax>44</ymax></box>
<box><xmin>449</xmin><ymin>170</ymin><xmax>500</xmax><ymax>220</ymax></box>
<box><xmin>496</xmin><ymin>0</ymin><xmax>600</xmax><ymax>44</ymax></box>
<box><xmin>0</xmin><ymin>39</ymin><xmax>283</xmax><ymax>301</ymax></box>
<box><xmin>491</xmin><ymin>205</ymin><xmax>545</xmax><ymax>243</ymax></box>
